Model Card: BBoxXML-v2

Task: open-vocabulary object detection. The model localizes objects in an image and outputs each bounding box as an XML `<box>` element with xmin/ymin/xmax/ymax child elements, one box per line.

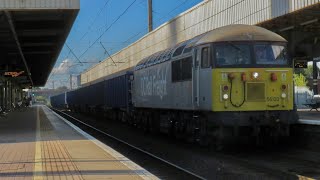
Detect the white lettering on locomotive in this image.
<box><xmin>140</xmin><ymin>66</ymin><xmax>168</xmax><ymax>99</ymax></box>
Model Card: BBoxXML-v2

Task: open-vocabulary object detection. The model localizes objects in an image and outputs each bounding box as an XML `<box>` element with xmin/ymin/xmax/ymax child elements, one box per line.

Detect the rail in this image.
<box><xmin>51</xmin><ymin>107</ymin><xmax>206</xmax><ymax>180</ymax></box>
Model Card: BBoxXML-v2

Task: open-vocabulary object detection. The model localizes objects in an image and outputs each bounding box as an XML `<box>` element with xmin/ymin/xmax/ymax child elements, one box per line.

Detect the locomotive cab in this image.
<box><xmin>193</xmin><ymin>25</ymin><xmax>297</xmax><ymax>136</ymax></box>
<box><xmin>132</xmin><ymin>24</ymin><xmax>297</xmax><ymax>143</ymax></box>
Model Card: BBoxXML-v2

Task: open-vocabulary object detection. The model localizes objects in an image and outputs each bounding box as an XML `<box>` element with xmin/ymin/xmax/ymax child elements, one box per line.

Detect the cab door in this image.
<box><xmin>193</xmin><ymin>45</ymin><xmax>212</xmax><ymax>110</ymax></box>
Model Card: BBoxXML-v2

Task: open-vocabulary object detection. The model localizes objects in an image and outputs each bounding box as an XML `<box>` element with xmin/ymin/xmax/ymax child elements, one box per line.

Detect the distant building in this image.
<box><xmin>70</xmin><ymin>75</ymin><xmax>81</xmax><ymax>90</ymax></box>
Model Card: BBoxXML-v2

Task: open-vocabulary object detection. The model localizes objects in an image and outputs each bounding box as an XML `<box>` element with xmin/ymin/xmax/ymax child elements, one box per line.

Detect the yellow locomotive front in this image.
<box><xmin>212</xmin><ymin>43</ymin><xmax>294</xmax><ymax>112</ymax></box>
<box><xmin>194</xmin><ymin>25</ymin><xmax>298</xmax><ymax>138</ymax></box>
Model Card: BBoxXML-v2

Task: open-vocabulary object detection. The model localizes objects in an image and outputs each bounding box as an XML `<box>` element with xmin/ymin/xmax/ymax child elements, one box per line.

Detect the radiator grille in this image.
<box><xmin>246</xmin><ymin>83</ymin><xmax>265</xmax><ymax>101</ymax></box>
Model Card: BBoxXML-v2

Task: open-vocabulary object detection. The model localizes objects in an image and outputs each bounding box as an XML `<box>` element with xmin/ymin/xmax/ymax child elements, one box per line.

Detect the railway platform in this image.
<box><xmin>0</xmin><ymin>105</ymin><xmax>157</xmax><ymax>180</ymax></box>
<box><xmin>298</xmin><ymin>109</ymin><xmax>320</xmax><ymax>125</ymax></box>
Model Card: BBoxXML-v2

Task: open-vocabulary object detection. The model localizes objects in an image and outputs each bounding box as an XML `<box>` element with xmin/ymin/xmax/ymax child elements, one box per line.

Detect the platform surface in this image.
<box><xmin>0</xmin><ymin>105</ymin><xmax>157</xmax><ymax>180</ymax></box>
<box><xmin>298</xmin><ymin>109</ymin><xmax>320</xmax><ymax>120</ymax></box>
<box><xmin>297</xmin><ymin>109</ymin><xmax>320</xmax><ymax>125</ymax></box>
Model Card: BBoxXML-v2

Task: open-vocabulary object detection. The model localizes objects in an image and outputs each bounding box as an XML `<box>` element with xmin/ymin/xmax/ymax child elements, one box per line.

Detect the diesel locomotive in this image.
<box><xmin>51</xmin><ymin>24</ymin><xmax>298</xmax><ymax>144</ymax></box>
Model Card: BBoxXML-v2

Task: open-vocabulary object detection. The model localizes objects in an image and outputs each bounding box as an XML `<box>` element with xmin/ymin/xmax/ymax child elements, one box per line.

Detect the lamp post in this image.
<box><xmin>313</xmin><ymin>58</ymin><xmax>320</xmax><ymax>95</ymax></box>
<box><xmin>148</xmin><ymin>0</ymin><xmax>153</xmax><ymax>32</ymax></box>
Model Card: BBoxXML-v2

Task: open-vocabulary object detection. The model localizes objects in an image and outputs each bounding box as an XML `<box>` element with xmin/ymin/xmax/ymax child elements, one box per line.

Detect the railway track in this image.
<box><xmin>51</xmin><ymin>107</ymin><xmax>316</xmax><ymax>180</ymax></box>
<box><xmin>51</xmin><ymin>107</ymin><xmax>205</xmax><ymax>180</ymax></box>
<box><xmin>214</xmin><ymin>152</ymin><xmax>317</xmax><ymax>180</ymax></box>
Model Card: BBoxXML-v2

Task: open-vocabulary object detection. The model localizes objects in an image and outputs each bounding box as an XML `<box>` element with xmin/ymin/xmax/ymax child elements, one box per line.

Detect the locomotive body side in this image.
<box><xmin>133</xmin><ymin>56</ymin><xmax>194</xmax><ymax>110</ymax></box>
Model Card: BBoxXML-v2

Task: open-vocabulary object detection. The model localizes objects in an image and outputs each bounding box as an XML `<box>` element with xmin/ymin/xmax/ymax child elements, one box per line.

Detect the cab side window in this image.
<box><xmin>201</xmin><ymin>47</ymin><xmax>210</xmax><ymax>68</ymax></box>
<box><xmin>172</xmin><ymin>57</ymin><xmax>192</xmax><ymax>82</ymax></box>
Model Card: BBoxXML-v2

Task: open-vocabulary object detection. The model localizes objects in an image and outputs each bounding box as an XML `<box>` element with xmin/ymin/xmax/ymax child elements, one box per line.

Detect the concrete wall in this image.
<box><xmin>81</xmin><ymin>0</ymin><xmax>320</xmax><ymax>85</ymax></box>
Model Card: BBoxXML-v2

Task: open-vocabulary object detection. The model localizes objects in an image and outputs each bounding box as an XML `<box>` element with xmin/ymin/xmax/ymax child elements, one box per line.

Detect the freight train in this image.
<box><xmin>51</xmin><ymin>24</ymin><xmax>298</xmax><ymax>145</ymax></box>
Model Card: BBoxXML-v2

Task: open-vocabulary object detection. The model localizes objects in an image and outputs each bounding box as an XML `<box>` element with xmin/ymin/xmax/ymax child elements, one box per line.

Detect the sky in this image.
<box><xmin>45</xmin><ymin>0</ymin><xmax>203</xmax><ymax>89</ymax></box>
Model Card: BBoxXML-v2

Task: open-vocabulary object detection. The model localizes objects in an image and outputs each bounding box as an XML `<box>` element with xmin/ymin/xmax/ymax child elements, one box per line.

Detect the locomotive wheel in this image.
<box><xmin>136</xmin><ymin>111</ymin><xmax>142</xmax><ymax>128</ymax></box>
<box><xmin>173</xmin><ymin>113</ymin><xmax>184</xmax><ymax>140</ymax></box>
<box><xmin>199</xmin><ymin>135</ymin><xmax>211</xmax><ymax>147</ymax></box>
<box><xmin>213</xmin><ymin>127</ymin><xmax>233</xmax><ymax>151</ymax></box>
<box><xmin>199</xmin><ymin>116</ymin><xmax>210</xmax><ymax>146</ymax></box>
<box><xmin>151</xmin><ymin>111</ymin><xmax>160</xmax><ymax>134</ymax></box>
<box><xmin>143</xmin><ymin>112</ymin><xmax>151</xmax><ymax>133</ymax></box>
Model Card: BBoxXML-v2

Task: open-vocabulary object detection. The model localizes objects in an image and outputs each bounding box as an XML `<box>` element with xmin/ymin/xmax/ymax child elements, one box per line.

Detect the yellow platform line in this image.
<box><xmin>33</xmin><ymin>106</ymin><xmax>43</xmax><ymax>180</ymax></box>
<box><xmin>298</xmin><ymin>175</ymin><xmax>316</xmax><ymax>180</ymax></box>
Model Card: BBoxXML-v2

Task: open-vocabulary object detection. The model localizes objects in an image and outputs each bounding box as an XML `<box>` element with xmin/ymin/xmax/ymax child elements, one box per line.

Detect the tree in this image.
<box><xmin>304</xmin><ymin>65</ymin><xmax>313</xmax><ymax>78</ymax></box>
<box><xmin>295</xmin><ymin>65</ymin><xmax>312</xmax><ymax>77</ymax></box>
<box><xmin>293</xmin><ymin>73</ymin><xmax>307</xmax><ymax>87</ymax></box>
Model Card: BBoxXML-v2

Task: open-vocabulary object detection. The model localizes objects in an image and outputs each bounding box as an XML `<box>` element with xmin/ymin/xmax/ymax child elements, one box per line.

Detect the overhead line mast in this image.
<box><xmin>148</xmin><ymin>0</ymin><xmax>153</xmax><ymax>32</ymax></box>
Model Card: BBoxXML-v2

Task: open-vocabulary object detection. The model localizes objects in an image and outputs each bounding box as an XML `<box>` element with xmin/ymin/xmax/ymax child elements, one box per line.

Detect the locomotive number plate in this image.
<box><xmin>267</xmin><ymin>97</ymin><xmax>280</xmax><ymax>101</ymax></box>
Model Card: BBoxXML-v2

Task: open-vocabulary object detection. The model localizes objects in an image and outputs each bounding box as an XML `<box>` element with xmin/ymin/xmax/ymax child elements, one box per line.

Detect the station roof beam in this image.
<box><xmin>0</xmin><ymin>0</ymin><xmax>79</xmax><ymax>87</ymax></box>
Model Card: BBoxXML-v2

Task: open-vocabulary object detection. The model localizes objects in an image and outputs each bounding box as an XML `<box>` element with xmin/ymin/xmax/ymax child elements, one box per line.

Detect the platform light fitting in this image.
<box><xmin>279</xmin><ymin>26</ymin><xmax>294</xmax><ymax>32</ymax></box>
<box><xmin>300</xmin><ymin>19</ymin><xmax>318</xmax><ymax>26</ymax></box>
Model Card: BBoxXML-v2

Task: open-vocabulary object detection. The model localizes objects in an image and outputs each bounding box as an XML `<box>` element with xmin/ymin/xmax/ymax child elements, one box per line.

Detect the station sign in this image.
<box><xmin>294</xmin><ymin>57</ymin><xmax>310</xmax><ymax>68</ymax></box>
<box><xmin>4</xmin><ymin>71</ymin><xmax>25</xmax><ymax>77</ymax></box>
<box><xmin>294</xmin><ymin>61</ymin><xmax>308</xmax><ymax>68</ymax></box>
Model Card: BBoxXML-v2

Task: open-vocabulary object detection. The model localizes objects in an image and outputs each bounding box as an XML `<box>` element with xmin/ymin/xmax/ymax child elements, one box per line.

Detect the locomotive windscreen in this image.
<box><xmin>254</xmin><ymin>44</ymin><xmax>288</xmax><ymax>65</ymax></box>
<box><xmin>214</xmin><ymin>42</ymin><xmax>289</xmax><ymax>67</ymax></box>
<box><xmin>215</xmin><ymin>43</ymin><xmax>251</xmax><ymax>66</ymax></box>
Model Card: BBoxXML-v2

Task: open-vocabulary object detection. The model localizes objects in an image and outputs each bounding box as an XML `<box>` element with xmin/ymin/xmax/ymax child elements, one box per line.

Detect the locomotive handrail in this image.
<box><xmin>229</xmin><ymin>79</ymin><xmax>246</xmax><ymax>108</ymax></box>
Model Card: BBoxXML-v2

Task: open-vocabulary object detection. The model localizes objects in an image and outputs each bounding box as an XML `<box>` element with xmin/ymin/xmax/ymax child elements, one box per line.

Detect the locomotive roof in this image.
<box><xmin>135</xmin><ymin>24</ymin><xmax>286</xmax><ymax>71</ymax></box>
<box><xmin>196</xmin><ymin>24</ymin><xmax>287</xmax><ymax>44</ymax></box>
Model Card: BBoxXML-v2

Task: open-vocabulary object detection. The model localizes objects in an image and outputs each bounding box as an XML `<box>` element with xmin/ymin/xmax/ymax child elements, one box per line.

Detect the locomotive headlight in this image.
<box><xmin>281</xmin><ymin>93</ymin><xmax>287</xmax><ymax>99</ymax></box>
<box><xmin>252</xmin><ymin>72</ymin><xmax>259</xmax><ymax>79</ymax></box>
<box><xmin>223</xmin><ymin>94</ymin><xmax>229</xmax><ymax>100</ymax></box>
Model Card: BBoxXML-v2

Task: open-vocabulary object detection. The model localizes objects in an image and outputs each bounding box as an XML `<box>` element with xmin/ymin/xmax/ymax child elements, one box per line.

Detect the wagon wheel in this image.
<box><xmin>173</xmin><ymin>114</ymin><xmax>184</xmax><ymax>142</ymax></box>
<box><xmin>143</xmin><ymin>113</ymin><xmax>151</xmax><ymax>133</ymax></box>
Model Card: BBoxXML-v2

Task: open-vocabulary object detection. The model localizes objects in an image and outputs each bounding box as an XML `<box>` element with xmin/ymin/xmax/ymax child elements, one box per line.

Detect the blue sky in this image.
<box><xmin>45</xmin><ymin>0</ymin><xmax>202</xmax><ymax>89</ymax></box>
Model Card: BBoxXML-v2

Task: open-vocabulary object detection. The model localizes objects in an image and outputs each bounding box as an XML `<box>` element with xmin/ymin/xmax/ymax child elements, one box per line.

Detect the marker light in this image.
<box><xmin>271</xmin><ymin>73</ymin><xmax>277</xmax><ymax>81</ymax></box>
<box><xmin>223</xmin><ymin>94</ymin><xmax>229</xmax><ymax>100</ymax></box>
<box><xmin>281</xmin><ymin>84</ymin><xmax>287</xmax><ymax>90</ymax></box>
<box><xmin>223</xmin><ymin>85</ymin><xmax>229</xmax><ymax>91</ymax></box>
<box><xmin>241</xmin><ymin>73</ymin><xmax>247</xmax><ymax>82</ymax></box>
<box><xmin>252</xmin><ymin>72</ymin><xmax>259</xmax><ymax>79</ymax></box>
<box><xmin>228</xmin><ymin>73</ymin><xmax>235</xmax><ymax>80</ymax></box>
<box><xmin>281</xmin><ymin>93</ymin><xmax>287</xmax><ymax>99</ymax></box>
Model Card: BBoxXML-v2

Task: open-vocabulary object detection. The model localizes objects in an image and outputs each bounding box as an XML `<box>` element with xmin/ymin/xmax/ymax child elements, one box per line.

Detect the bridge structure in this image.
<box><xmin>0</xmin><ymin>0</ymin><xmax>79</xmax><ymax>110</ymax></box>
<box><xmin>81</xmin><ymin>0</ymin><xmax>320</xmax><ymax>93</ymax></box>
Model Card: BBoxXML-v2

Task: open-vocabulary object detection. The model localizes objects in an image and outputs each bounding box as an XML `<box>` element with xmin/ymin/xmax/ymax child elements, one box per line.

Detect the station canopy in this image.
<box><xmin>0</xmin><ymin>0</ymin><xmax>79</xmax><ymax>87</ymax></box>
<box><xmin>259</xmin><ymin>3</ymin><xmax>320</xmax><ymax>58</ymax></box>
